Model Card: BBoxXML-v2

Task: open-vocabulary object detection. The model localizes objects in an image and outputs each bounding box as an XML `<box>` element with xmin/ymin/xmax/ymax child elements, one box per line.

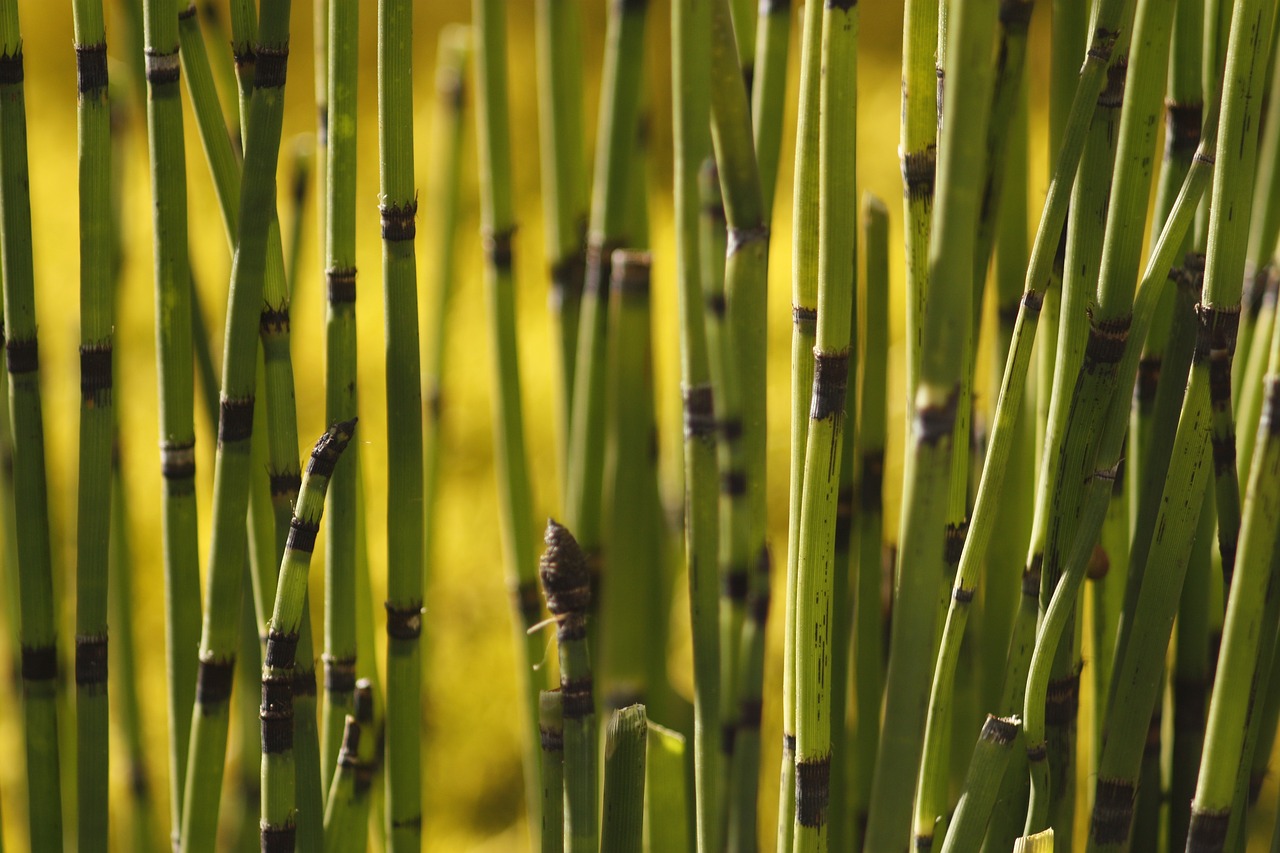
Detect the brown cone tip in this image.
<box><xmin>540</xmin><ymin>519</ymin><xmax>591</xmax><ymax>615</ymax></box>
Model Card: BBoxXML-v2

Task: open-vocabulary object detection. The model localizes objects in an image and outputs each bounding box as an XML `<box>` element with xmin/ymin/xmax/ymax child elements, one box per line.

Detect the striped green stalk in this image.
<box><xmin>227</xmin><ymin>0</ymin><xmax>256</xmax><ymax>132</ymax></box>
<box><xmin>312</xmin><ymin>0</ymin><xmax>326</xmax><ymax>289</ymax></box>
<box><xmin>1090</xmin><ymin>2</ymin><xmax>1273</xmax><ymax>844</ymax></box>
<box><xmin>540</xmin><ymin>690</ymin><xmax>565</xmax><ymax>853</ymax></box>
<box><xmin>850</xmin><ymin>195</ymin><xmax>888</xmax><ymax>848</ymax></box>
<box><xmin>377</xmin><ymin>0</ymin><xmax>426</xmax><ymax>845</ymax></box>
<box><xmin>533</xmin><ymin>0</ymin><xmax>587</xmax><ymax>486</ymax></box>
<box><xmin>601</xmin><ymin>704</ymin><xmax>647</xmax><ymax>853</ymax></box>
<box><xmin>1238</xmin><ymin>275</ymin><xmax>1278</xmax><ymax>477</ymax></box>
<box><xmin>70</xmin><ymin>0</ymin><xmax>112</xmax><ymax>844</ymax></box>
<box><xmin>260</xmin><ymin>421</ymin><xmax>355</xmax><ymax>849</ymax></box>
<box><xmin>565</xmin><ymin>0</ymin><xmax>647</xmax><ymax>613</ymax></box>
<box><xmin>1091</xmin><ymin>468</ymin><xmax>1128</xmax><ymax>772</ymax></box>
<box><xmin>646</xmin><ymin>723</ymin><xmax>690</xmax><ymax>853</ymax></box>
<box><xmin>109</xmin><ymin>462</ymin><xmax>161</xmax><ymax>851</ymax></box>
<box><xmin>0</xmin><ymin>0</ymin><xmax>66</xmax><ymax>847</ymax></box>
<box><xmin>179</xmin><ymin>1</ymin><xmax>294</xmax><ymax>846</ymax></box>
<box><xmin>540</xmin><ymin>520</ymin><xmax>598</xmax><ymax>853</ymax></box>
<box><xmin>776</xmin><ymin>0</ymin><xmax>825</xmax><ymax>839</ymax></box>
<box><xmin>233</xmin><ymin>562</ymin><xmax>265</xmax><ymax>851</ymax></box>
<box><xmin>322</xmin><ymin>714</ymin><xmax>364</xmax><ymax>852</ymax></box>
<box><xmin>866</xmin><ymin>0</ymin><xmax>999</xmax><ymax>848</ymax></box>
<box><xmin>790</xmin><ymin>0</ymin><xmax>858</xmax><ymax>848</ymax></box>
<box><xmin>937</xmin><ymin>716</ymin><xmax>1021</xmax><ymax>853</ymax></box>
<box><xmin>284</xmin><ymin>138</ymin><xmax>310</xmax><ymax>291</ymax></box>
<box><xmin>471</xmin><ymin>0</ymin><xmax>547</xmax><ymax>833</ymax></box>
<box><xmin>749</xmin><ymin>0</ymin><xmax>788</xmax><ymax>218</ymax></box>
<box><xmin>195</xmin><ymin>1</ymin><xmax>240</xmax><ymax>142</ymax></box>
<box><xmin>670</xmin><ymin>0</ymin><xmax>721</xmax><ymax>839</ymax></box>
<box><xmin>320</xmin><ymin>0</ymin><xmax>360</xmax><ymax>796</ymax></box>
<box><xmin>139</xmin><ymin>0</ymin><xmax>204</xmax><ymax>840</ymax></box>
<box><xmin>827</xmin><ymin>354</ymin><xmax>857</xmax><ymax>853</ymax></box>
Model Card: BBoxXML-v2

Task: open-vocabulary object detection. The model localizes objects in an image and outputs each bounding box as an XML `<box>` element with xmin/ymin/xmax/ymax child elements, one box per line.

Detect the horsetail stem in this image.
<box><xmin>179</xmin><ymin>1</ymin><xmax>294</xmax><ymax>846</ymax></box>
<box><xmin>378</xmin><ymin>0</ymin><xmax>426</xmax><ymax>844</ymax></box>
<box><xmin>749</xmin><ymin>0</ymin><xmax>788</xmax><ymax>218</ymax></box>
<box><xmin>322</xmin><ymin>714</ymin><xmax>365</xmax><ymax>852</ymax></box>
<box><xmin>471</xmin><ymin>0</ymin><xmax>547</xmax><ymax>830</ymax></box>
<box><xmin>671</xmin><ymin>0</ymin><xmax>722</xmax><ymax>837</ymax></box>
<box><xmin>540</xmin><ymin>690</ymin><xmax>565</xmax><ymax>853</ymax></box>
<box><xmin>233</xmin><ymin>562</ymin><xmax>266</xmax><ymax>850</ymax></box>
<box><xmin>540</xmin><ymin>520</ymin><xmax>597</xmax><ymax>853</ymax></box>
<box><xmin>319</xmin><ymin>0</ymin><xmax>360</xmax><ymax>798</ymax></box>
<box><xmin>938</xmin><ymin>716</ymin><xmax>1022</xmax><ymax>853</ymax></box>
<box><xmin>260</xmin><ymin>420</ymin><xmax>355</xmax><ymax>850</ymax></box>
<box><xmin>70</xmin><ymin>0</ymin><xmax>113</xmax><ymax>843</ymax></box>
<box><xmin>600</xmin><ymin>704</ymin><xmax>647</xmax><ymax>853</ymax></box>
<box><xmin>646</xmin><ymin>723</ymin><xmax>690</xmax><ymax>852</ymax></box>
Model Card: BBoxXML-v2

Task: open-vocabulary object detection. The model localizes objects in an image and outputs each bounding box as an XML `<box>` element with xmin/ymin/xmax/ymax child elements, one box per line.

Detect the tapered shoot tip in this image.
<box><xmin>306</xmin><ymin>419</ymin><xmax>358</xmax><ymax>476</ymax></box>
<box><xmin>540</xmin><ymin>519</ymin><xmax>590</xmax><ymax>616</ymax></box>
<box><xmin>862</xmin><ymin>191</ymin><xmax>888</xmax><ymax>218</ymax></box>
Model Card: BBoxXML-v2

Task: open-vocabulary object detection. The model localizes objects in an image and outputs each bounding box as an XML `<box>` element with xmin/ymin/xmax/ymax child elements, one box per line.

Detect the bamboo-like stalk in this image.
<box><xmin>646</xmin><ymin>722</ymin><xmax>690</xmax><ymax>853</ymax></box>
<box><xmin>937</xmin><ymin>716</ymin><xmax>1021</xmax><ymax>853</ymax></box>
<box><xmin>850</xmin><ymin>195</ymin><xmax>888</xmax><ymax>849</ymax></box>
<box><xmin>533</xmin><ymin>0</ymin><xmax>587</xmax><ymax>487</ymax></box>
<box><xmin>671</xmin><ymin>0</ymin><xmax>721</xmax><ymax>839</ymax></box>
<box><xmin>377</xmin><ymin>0</ymin><xmax>426</xmax><ymax>845</ymax></box>
<box><xmin>540</xmin><ymin>520</ymin><xmax>597</xmax><ymax>853</ymax></box>
<box><xmin>231</xmin><ymin>561</ymin><xmax>265</xmax><ymax>851</ymax></box>
<box><xmin>540</xmin><ymin>690</ymin><xmax>565</xmax><ymax>853</ymax></box>
<box><xmin>284</xmin><ymin>137</ymin><xmax>311</xmax><ymax>292</ymax></box>
<box><xmin>749</xmin><ymin>0</ymin><xmax>788</xmax><ymax>218</ymax></box>
<box><xmin>320</xmin><ymin>0</ymin><xmax>360</xmax><ymax>796</ymax></box>
<box><xmin>471</xmin><ymin>0</ymin><xmax>547</xmax><ymax>835</ymax></box>
<box><xmin>1089</xmin><ymin>3</ymin><xmax>1272</xmax><ymax>845</ymax></box>
<box><xmin>179</xmin><ymin>1</ymin><xmax>294</xmax><ymax>847</ymax></box>
<box><xmin>790</xmin><ymin>0</ymin><xmax>858</xmax><ymax>848</ymax></box>
<box><xmin>776</xmin><ymin>0</ymin><xmax>826</xmax><ymax>839</ymax></box>
<box><xmin>69</xmin><ymin>0</ymin><xmax>112</xmax><ymax>843</ymax></box>
<box><xmin>322</xmin><ymin>714</ymin><xmax>363</xmax><ymax>852</ymax></box>
<box><xmin>601</xmin><ymin>704</ymin><xmax>647</xmax><ymax>853</ymax></box>
<box><xmin>1238</xmin><ymin>274</ymin><xmax>1278</xmax><ymax>477</ymax></box>
<box><xmin>260</xmin><ymin>421</ymin><xmax>355</xmax><ymax>849</ymax></box>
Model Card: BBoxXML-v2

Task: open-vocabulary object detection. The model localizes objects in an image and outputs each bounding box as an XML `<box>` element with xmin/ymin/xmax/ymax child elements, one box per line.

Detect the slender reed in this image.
<box><xmin>790</xmin><ymin>0</ymin><xmax>858</xmax><ymax>848</ymax></box>
<box><xmin>322</xmin><ymin>714</ymin><xmax>364</xmax><ymax>852</ymax></box>
<box><xmin>69</xmin><ymin>0</ymin><xmax>113</xmax><ymax>844</ymax></box>
<box><xmin>260</xmin><ymin>421</ymin><xmax>355</xmax><ymax>849</ymax></box>
<box><xmin>601</xmin><ymin>704</ymin><xmax>647</xmax><ymax>853</ymax></box>
<box><xmin>472</xmin><ymin>0</ymin><xmax>547</xmax><ymax>831</ymax></box>
<box><xmin>750</xmin><ymin>0</ymin><xmax>788</xmax><ymax>217</ymax></box>
<box><xmin>647</xmin><ymin>723</ymin><xmax>690</xmax><ymax>853</ymax></box>
<box><xmin>540</xmin><ymin>690</ymin><xmax>565</xmax><ymax>853</ymax></box>
<box><xmin>671</xmin><ymin>0</ymin><xmax>722</xmax><ymax>839</ymax></box>
<box><xmin>938</xmin><ymin>716</ymin><xmax>1022</xmax><ymax>853</ymax></box>
<box><xmin>232</xmin><ymin>563</ymin><xmax>265</xmax><ymax>851</ymax></box>
<box><xmin>179</xmin><ymin>1</ymin><xmax>295</xmax><ymax>847</ymax></box>
<box><xmin>540</xmin><ymin>520</ymin><xmax>597</xmax><ymax>853</ymax></box>
<box><xmin>533</xmin><ymin>0</ymin><xmax>588</xmax><ymax>483</ymax></box>
<box><xmin>320</xmin><ymin>0</ymin><xmax>360</xmax><ymax>794</ymax></box>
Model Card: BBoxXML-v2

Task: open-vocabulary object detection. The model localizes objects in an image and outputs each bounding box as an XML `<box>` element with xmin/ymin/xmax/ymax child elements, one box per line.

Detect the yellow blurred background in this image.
<box><xmin>0</xmin><ymin>0</ymin><xmax>1104</xmax><ymax>850</ymax></box>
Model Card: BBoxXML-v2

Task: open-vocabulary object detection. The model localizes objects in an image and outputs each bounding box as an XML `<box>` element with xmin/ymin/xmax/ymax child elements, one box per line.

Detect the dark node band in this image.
<box><xmin>783</xmin><ymin>732</ymin><xmax>797</xmax><ymax>753</ymax></box>
<box><xmin>385</xmin><ymin>601</ymin><xmax>424</xmax><ymax>640</ymax></box>
<box><xmin>721</xmin><ymin>469</ymin><xmax>747</xmax><ymax>497</ymax></box>
<box><xmin>1025</xmin><ymin>741</ymin><xmax>1047</xmax><ymax>761</ymax></box>
<box><xmin>915</xmin><ymin>390</ymin><xmax>958</xmax><ymax>446</ymax></box>
<box><xmin>561</xmin><ymin>675</ymin><xmax>593</xmax><ymax>719</ymax></box>
<box><xmin>825</xmin><ymin>0</ymin><xmax>856</xmax><ymax>12</ymax></box>
<box><xmin>1263</xmin><ymin>378</ymin><xmax>1280</xmax><ymax>436</ymax></box>
<box><xmin>739</xmin><ymin>698</ymin><xmax>763</xmax><ymax>728</ymax></box>
<box><xmin>21</xmin><ymin>643</ymin><xmax>57</xmax><ymax>682</ymax></box>
<box><xmin>338</xmin><ymin>718</ymin><xmax>362</xmax><ymax>768</ymax></box>
<box><xmin>260</xmin><ymin>303</ymin><xmax>290</xmax><ymax>336</ymax></box>
<box><xmin>1165</xmin><ymin>100</ymin><xmax>1202</xmax><ymax>157</ymax></box>
<box><xmin>130</xmin><ymin>762</ymin><xmax>150</xmax><ymax>798</ymax></box>
<box><xmin>998</xmin><ymin>0</ymin><xmax>1033</xmax><ymax>28</ymax></box>
<box><xmin>749</xmin><ymin>582</ymin><xmax>771</xmax><ymax>624</ymax></box>
<box><xmin>260</xmin><ymin>822</ymin><xmax>296</xmax><ymax>852</ymax></box>
<box><xmin>549</xmin><ymin>252</ymin><xmax>585</xmax><ymax>304</ymax></box>
<box><xmin>610</xmin><ymin>250</ymin><xmax>652</xmax><ymax>297</ymax></box>
<box><xmin>232</xmin><ymin>45</ymin><xmax>255</xmax><ymax>71</ymax></box>
<box><xmin>795</xmin><ymin>755</ymin><xmax>831</xmax><ymax>828</ymax></box>
<box><xmin>307</xmin><ymin>419</ymin><xmax>357</xmax><ymax>478</ymax></box>
<box><xmin>1023</xmin><ymin>557</ymin><xmax>1042</xmax><ymax>597</ymax></box>
<box><xmin>161</xmin><ymin>440</ymin><xmax>196</xmax><ymax>480</ymax></box>
<box><xmin>952</xmin><ymin>585</ymin><xmax>975</xmax><ymax>604</ymax></box>
<box><xmin>705</xmin><ymin>291</ymin><xmax>728</xmax><ymax>318</ymax></box>
<box><xmin>75</xmin><ymin>43</ymin><xmax>109</xmax><ymax>95</ymax></box>
<box><xmin>1187</xmin><ymin>810</ymin><xmax>1230</xmax><ymax>849</ymax></box>
<box><xmin>997</xmin><ymin>300</ymin><xmax>1022</xmax><ymax>328</ymax></box>
<box><xmin>254</xmin><ymin>44</ymin><xmax>289</xmax><ymax>90</ymax></box>
<box><xmin>902</xmin><ymin>146</ymin><xmax>937</xmax><ymax>200</ymax></box>
<box><xmin>293</xmin><ymin>665</ymin><xmax>317</xmax><ymax>698</ymax></box>
<box><xmin>269</xmin><ymin>470</ymin><xmax>302</xmax><ymax>499</ymax></box>
<box><xmin>1091</xmin><ymin>778</ymin><xmax>1136</xmax><ymax>844</ymax></box>
<box><xmin>178</xmin><ymin>2</ymin><xmax>197</xmax><ymax>20</ymax></box>
<box><xmin>380</xmin><ymin>199</ymin><xmax>418</xmax><ymax>242</ymax></box>
<box><xmin>75</xmin><ymin>634</ymin><xmax>108</xmax><ymax>686</ymax></box>
<box><xmin>1211</xmin><ymin>433</ymin><xmax>1236</xmax><ymax>475</ymax></box>
<box><xmin>516</xmin><ymin>579</ymin><xmax>543</xmax><ymax>626</ymax></box>
<box><xmin>1020</xmin><ymin>288</ymin><xmax>1043</xmax><ymax>317</ymax></box>
<box><xmin>1084</xmin><ymin>312</ymin><xmax>1132</xmax><ymax>366</ymax></box>
<box><xmin>286</xmin><ymin>516</ymin><xmax>319</xmax><ymax>554</ymax></box>
<box><xmin>1136</xmin><ymin>357</ymin><xmax>1161</xmax><ymax>405</ymax></box>
<box><xmin>1244</xmin><ymin>263</ymin><xmax>1274</xmax><ymax>315</ymax></box>
<box><xmin>683</xmin><ymin>384</ymin><xmax>716</xmax><ymax>438</ymax></box>
<box><xmin>811</xmin><ymin>351</ymin><xmax>850</xmax><ymax>420</ymax></box>
<box><xmin>540</xmin><ymin>520</ymin><xmax>592</xmax><ymax>615</ymax></box>
<box><xmin>265</xmin><ymin>630</ymin><xmax>300</xmax><ymax>671</ymax></box>
<box><xmin>0</xmin><ymin>48</ymin><xmax>23</xmax><ymax>86</ymax></box>
<box><xmin>1044</xmin><ymin>671</ymin><xmax>1081</xmax><ymax>726</ymax></box>
<box><xmin>80</xmin><ymin>342</ymin><xmax>113</xmax><ymax>403</ymax></box>
<box><xmin>1172</xmin><ymin>676</ymin><xmax>1206</xmax><ymax>729</ymax></box>
<box><xmin>943</xmin><ymin>521</ymin><xmax>967</xmax><ymax>565</ymax></box>
<box><xmin>326</xmin><ymin>267</ymin><xmax>357</xmax><ymax>304</ymax></box>
<box><xmin>484</xmin><ymin>227</ymin><xmax>515</xmax><ymax>271</ymax></box>
<box><xmin>860</xmin><ymin>450</ymin><xmax>884</xmax><ymax>512</ymax></box>
<box><xmin>197</xmin><ymin>657</ymin><xmax>235</xmax><ymax>707</ymax></box>
<box><xmin>143</xmin><ymin>48</ymin><xmax>180</xmax><ymax>85</ymax></box>
<box><xmin>723</xmin><ymin>569</ymin><xmax>749</xmax><ymax>603</ymax></box>
<box><xmin>1098</xmin><ymin>57</ymin><xmax>1127</xmax><ymax>110</ymax></box>
<box><xmin>354</xmin><ymin>680</ymin><xmax>374</xmax><ymax>721</ymax></box>
<box><xmin>260</xmin><ymin>674</ymin><xmax>294</xmax><ymax>753</ymax></box>
<box><xmin>980</xmin><ymin>714</ymin><xmax>1020</xmax><ymax>746</ymax></box>
<box><xmin>793</xmin><ymin>304</ymin><xmax>817</xmax><ymax>330</ymax></box>
<box><xmin>834</xmin><ymin>485</ymin><xmax>854</xmax><ymax>546</ymax></box>
<box><xmin>720</xmin><ymin>723</ymin><xmax>736</xmax><ymax>755</ymax></box>
<box><xmin>218</xmin><ymin>396</ymin><xmax>255</xmax><ymax>444</ymax></box>
<box><xmin>7</xmin><ymin>336</ymin><xmax>38</xmax><ymax>374</ymax></box>
<box><xmin>1194</xmin><ymin>303</ymin><xmax>1241</xmax><ymax>364</ymax></box>
<box><xmin>540</xmin><ymin>724</ymin><xmax>564</xmax><ymax>752</ymax></box>
<box><xmin>758</xmin><ymin>0</ymin><xmax>790</xmax><ymax>14</ymax></box>
<box><xmin>728</xmin><ymin>224</ymin><xmax>770</xmax><ymax>257</ymax></box>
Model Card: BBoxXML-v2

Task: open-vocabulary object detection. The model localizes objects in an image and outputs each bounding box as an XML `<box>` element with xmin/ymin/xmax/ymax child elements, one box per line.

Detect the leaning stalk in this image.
<box><xmin>938</xmin><ymin>716</ymin><xmax>1022</xmax><ymax>853</ymax></box>
<box><xmin>600</xmin><ymin>704</ymin><xmax>647</xmax><ymax>853</ymax></box>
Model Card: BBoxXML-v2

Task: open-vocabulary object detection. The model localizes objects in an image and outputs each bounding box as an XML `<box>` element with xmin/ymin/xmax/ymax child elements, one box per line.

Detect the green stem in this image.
<box><xmin>600</xmin><ymin>704</ymin><xmax>647</xmax><ymax>853</ymax></box>
<box><xmin>540</xmin><ymin>691</ymin><xmax>565</xmax><ymax>853</ymax></box>
<box><xmin>938</xmin><ymin>716</ymin><xmax>1022</xmax><ymax>853</ymax></box>
<box><xmin>646</xmin><ymin>723</ymin><xmax>691</xmax><ymax>853</ymax></box>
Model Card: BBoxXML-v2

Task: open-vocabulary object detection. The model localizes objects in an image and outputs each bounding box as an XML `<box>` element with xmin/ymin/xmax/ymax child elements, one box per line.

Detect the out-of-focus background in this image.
<box><xmin>0</xmin><ymin>1</ymin><xmax>1067</xmax><ymax>849</ymax></box>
